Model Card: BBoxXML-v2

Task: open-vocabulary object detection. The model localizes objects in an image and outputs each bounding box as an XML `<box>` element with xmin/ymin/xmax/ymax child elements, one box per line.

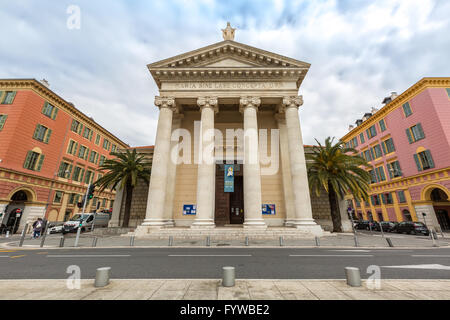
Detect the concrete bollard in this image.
<box><xmin>354</xmin><ymin>234</ymin><xmax>359</xmax><ymax>247</ymax></box>
<box><xmin>19</xmin><ymin>224</ymin><xmax>28</xmax><ymax>247</ymax></box>
<box><xmin>5</xmin><ymin>231</ymin><xmax>10</xmax><ymax>238</ymax></box>
<box><xmin>94</xmin><ymin>267</ymin><xmax>111</xmax><ymax>287</ymax></box>
<box><xmin>315</xmin><ymin>236</ymin><xmax>320</xmax><ymax>247</ymax></box>
<box><xmin>130</xmin><ymin>235</ymin><xmax>135</xmax><ymax>247</ymax></box>
<box><xmin>279</xmin><ymin>236</ymin><xmax>284</xmax><ymax>246</ymax></box>
<box><xmin>222</xmin><ymin>266</ymin><xmax>235</xmax><ymax>287</ymax></box>
<box><xmin>245</xmin><ymin>236</ymin><xmax>249</xmax><ymax>246</ymax></box>
<box><xmin>386</xmin><ymin>237</ymin><xmax>394</xmax><ymax>247</ymax></box>
<box><xmin>168</xmin><ymin>236</ymin><xmax>173</xmax><ymax>247</ymax></box>
<box><xmin>206</xmin><ymin>236</ymin><xmax>211</xmax><ymax>247</ymax></box>
<box><xmin>59</xmin><ymin>235</ymin><xmax>65</xmax><ymax>247</ymax></box>
<box><xmin>345</xmin><ymin>267</ymin><xmax>361</xmax><ymax>287</ymax></box>
<box><xmin>92</xmin><ymin>237</ymin><xmax>98</xmax><ymax>247</ymax></box>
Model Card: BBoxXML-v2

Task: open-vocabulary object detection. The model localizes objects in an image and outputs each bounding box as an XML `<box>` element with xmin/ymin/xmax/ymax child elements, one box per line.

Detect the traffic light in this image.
<box><xmin>87</xmin><ymin>184</ymin><xmax>95</xmax><ymax>199</ymax></box>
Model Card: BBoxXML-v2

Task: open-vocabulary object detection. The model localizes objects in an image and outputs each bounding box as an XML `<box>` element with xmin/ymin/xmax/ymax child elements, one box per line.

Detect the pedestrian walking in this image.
<box><xmin>32</xmin><ymin>218</ymin><xmax>43</xmax><ymax>239</ymax></box>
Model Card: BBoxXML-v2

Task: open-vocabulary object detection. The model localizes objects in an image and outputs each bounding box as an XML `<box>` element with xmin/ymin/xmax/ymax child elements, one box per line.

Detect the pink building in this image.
<box><xmin>341</xmin><ymin>78</ymin><xmax>450</xmax><ymax>232</ymax></box>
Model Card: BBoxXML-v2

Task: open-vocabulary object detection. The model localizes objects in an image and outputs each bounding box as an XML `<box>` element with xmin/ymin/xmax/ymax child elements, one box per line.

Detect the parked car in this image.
<box><xmin>62</xmin><ymin>213</ymin><xmax>111</xmax><ymax>234</ymax></box>
<box><xmin>374</xmin><ymin>221</ymin><xmax>397</xmax><ymax>232</ymax></box>
<box><xmin>395</xmin><ymin>221</ymin><xmax>430</xmax><ymax>236</ymax></box>
<box><xmin>354</xmin><ymin>220</ymin><xmax>370</xmax><ymax>230</ymax></box>
<box><xmin>47</xmin><ymin>223</ymin><xmax>64</xmax><ymax>234</ymax></box>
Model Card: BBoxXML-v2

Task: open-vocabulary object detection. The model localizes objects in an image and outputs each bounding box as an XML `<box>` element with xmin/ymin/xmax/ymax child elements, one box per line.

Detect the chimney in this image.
<box><xmin>40</xmin><ymin>79</ymin><xmax>50</xmax><ymax>88</ymax></box>
<box><xmin>362</xmin><ymin>113</ymin><xmax>372</xmax><ymax>121</ymax></box>
<box><xmin>371</xmin><ymin>107</ymin><xmax>379</xmax><ymax>114</ymax></box>
<box><xmin>390</xmin><ymin>92</ymin><xmax>398</xmax><ymax>100</ymax></box>
<box><xmin>355</xmin><ymin>119</ymin><xmax>363</xmax><ymax>126</ymax></box>
<box><xmin>349</xmin><ymin>125</ymin><xmax>355</xmax><ymax>131</ymax></box>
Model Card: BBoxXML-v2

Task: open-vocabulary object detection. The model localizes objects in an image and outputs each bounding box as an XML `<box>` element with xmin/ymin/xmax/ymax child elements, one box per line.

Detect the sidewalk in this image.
<box><xmin>0</xmin><ymin>279</ymin><xmax>449</xmax><ymax>300</ymax></box>
<box><xmin>3</xmin><ymin>231</ymin><xmax>449</xmax><ymax>249</ymax></box>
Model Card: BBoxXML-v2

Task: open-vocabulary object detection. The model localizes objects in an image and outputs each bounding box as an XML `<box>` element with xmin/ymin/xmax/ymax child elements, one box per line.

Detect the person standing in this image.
<box><xmin>32</xmin><ymin>218</ymin><xmax>43</xmax><ymax>239</ymax></box>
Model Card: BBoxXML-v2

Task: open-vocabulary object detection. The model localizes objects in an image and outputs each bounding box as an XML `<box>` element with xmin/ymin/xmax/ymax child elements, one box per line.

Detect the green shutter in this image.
<box><xmin>406</xmin><ymin>128</ymin><xmax>413</xmax><ymax>144</ymax></box>
<box><xmin>44</xmin><ymin>129</ymin><xmax>52</xmax><ymax>143</ymax></box>
<box><xmin>78</xmin><ymin>124</ymin><xmax>83</xmax><ymax>135</ymax></box>
<box><xmin>413</xmin><ymin>154</ymin><xmax>422</xmax><ymax>171</ymax></box>
<box><xmin>68</xmin><ymin>164</ymin><xmax>73</xmax><ymax>178</ymax></box>
<box><xmin>370</xmin><ymin>148</ymin><xmax>375</xmax><ymax>160</ymax></box>
<box><xmin>42</xmin><ymin>102</ymin><xmax>49</xmax><ymax>115</ymax></box>
<box><xmin>387</xmin><ymin>164</ymin><xmax>393</xmax><ymax>179</ymax></box>
<box><xmin>36</xmin><ymin>154</ymin><xmax>45</xmax><ymax>171</ymax></box>
<box><xmin>0</xmin><ymin>115</ymin><xmax>7</xmax><ymax>130</ymax></box>
<box><xmin>33</xmin><ymin>124</ymin><xmax>40</xmax><ymax>139</ymax></box>
<box><xmin>73</xmin><ymin>142</ymin><xmax>78</xmax><ymax>155</ymax></box>
<box><xmin>379</xmin><ymin>167</ymin><xmax>386</xmax><ymax>181</ymax></box>
<box><xmin>5</xmin><ymin>91</ymin><xmax>16</xmax><ymax>104</ymax></box>
<box><xmin>23</xmin><ymin>151</ymin><xmax>33</xmax><ymax>169</ymax></box>
<box><xmin>381</xmin><ymin>141</ymin><xmax>387</xmax><ymax>154</ymax></box>
<box><xmin>425</xmin><ymin>150</ymin><xmax>435</xmax><ymax>168</ymax></box>
<box><xmin>417</xmin><ymin>123</ymin><xmax>425</xmax><ymax>139</ymax></box>
<box><xmin>52</xmin><ymin>108</ymin><xmax>58</xmax><ymax>120</ymax></box>
<box><xmin>85</xmin><ymin>148</ymin><xmax>90</xmax><ymax>160</ymax></box>
<box><xmin>58</xmin><ymin>162</ymin><xmax>65</xmax><ymax>177</ymax></box>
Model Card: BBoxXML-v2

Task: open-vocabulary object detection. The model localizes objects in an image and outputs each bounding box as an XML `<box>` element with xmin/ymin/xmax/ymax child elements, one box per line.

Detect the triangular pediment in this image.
<box><xmin>148</xmin><ymin>40</ymin><xmax>311</xmax><ymax>88</ymax></box>
<box><xmin>200</xmin><ymin>58</ymin><xmax>258</xmax><ymax>68</ymax></box>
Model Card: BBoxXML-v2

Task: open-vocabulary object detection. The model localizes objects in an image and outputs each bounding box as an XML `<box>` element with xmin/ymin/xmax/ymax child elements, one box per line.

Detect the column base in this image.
<box><xmin>164</xmin><ymin>220</ymin><xmax>175</xmax><ymax>227</ymax></box>
<box><xmin>291</xmin><ymin>220</ymin><xmax>324</xmax><ymax>236</ymax></box>
<box><xmin>284</xmin><ymin>219</ymin><xmax>295</xmax><ymax>227</ymax></box>
<box><xmin>191</xmin><ymin>219</ymin><xmax>215</xmax><ymax>229</ymax></box>
<box><xmin>244</xmin><ymin>219</ymin><xmax>267</xmax><ymax>229</ymax></box>
<box><xmin>141</xmin><ymin>218</ymin><xmax>167</xmax><ymax>228</ymax></box>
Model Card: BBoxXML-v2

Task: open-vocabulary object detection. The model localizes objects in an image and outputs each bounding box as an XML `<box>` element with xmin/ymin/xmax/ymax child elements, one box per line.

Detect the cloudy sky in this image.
<box><xmin>2</xmin><ymin>0</ymin><xmax>449</xmax><ymax>146</ymax></box>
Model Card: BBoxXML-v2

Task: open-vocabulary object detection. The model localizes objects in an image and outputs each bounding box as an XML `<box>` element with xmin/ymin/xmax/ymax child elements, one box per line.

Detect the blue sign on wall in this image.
<box><xmin>224</xmin><ymin>164</ymin><xmax>234</xmax><ymax>193</ymax></box>
<box><xmin>262</xmin><ymin>204</ymin><xmax>276</xmax><ymax>215</ymax></box>
<box><xmin>183</xmin><ymin>204</ymin><xmax>197</xmax><ymax>215</ymax></box>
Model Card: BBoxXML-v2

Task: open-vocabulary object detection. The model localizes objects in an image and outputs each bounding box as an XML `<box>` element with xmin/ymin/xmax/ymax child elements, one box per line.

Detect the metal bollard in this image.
<box><xmin>345</xmin><ymin>267</ymin><xmax>361</xmax><ymax>287</ymax></box>
<box><xmin>430</xmin><ymin>230</ymin><xmax>439</xmax><ymax>247</ymax></box>
<box><xmin>59</xmin><ymin>235</ymin><xmax>65</xmax><ymax>247</ymax></box>
<box><xmin>94</xmin><ymin>267</ymin><xmax>111</xmax><ymax>287</ymax></box>
<box><xmin>40</xmin><ymin>224</ymin><xmax>49</xmax><ymax>248</ymax></box>
<box><xmin>19</xmin><ymin>224</ymin><xmax>28</xmax><ymax>247</ymax></box>
<box><xmin>130</xmin><ymin>235</ymin><xmax>135</xmax><ymax>246</ymax></box>
<box><xmin>245</xmin><ymin>236</ymin><xmax>249</xmax><ymax>246</ymax></box>
<box><xmin>315</xmin><ymin>236</ymin><xmax>320</xmax><ymax>247</ymax></box>
<box><xmin>222</xmin><ymin>266</ymin><xmax>235</xmax><ymax>287</ymax></box>
<box><xmin>354</xmin><ymin>234</ymin><xmax>359</xmax><ymax>247</ymax></box>
<box><xmin>5</xmin><ymin>231</ymin><xmax>10</xmax><ymax>238</ymax></box>
<box><xmin>206</xmin><ymin>236</ymin><xmax>211</xmax><ymax>247</ymax></box>
<box><xmin>92</xmin><ymin>237</ymin><xmax>98</xmax><ymax>247</ymax></box>
<box><xmin>386</xmin><ymin>237</ymin><xmax>394</xmax><ymax>247</ymax></box>
<box><xmin>279</xmin><ymin>236</ymin><xmax>284</xmax><ymax>246</ymax></box>
<box><xmin>168</xmin><ymin>236</ymin><xmax>173</xmax><ymax>247</ymax></box>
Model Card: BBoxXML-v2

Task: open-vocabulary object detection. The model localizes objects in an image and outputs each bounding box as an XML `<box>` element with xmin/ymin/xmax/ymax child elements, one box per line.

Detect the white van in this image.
<box><xmin>62</xmin><ymin>213</ymin><xmax>111</xmax><ymax>234</ymax></box>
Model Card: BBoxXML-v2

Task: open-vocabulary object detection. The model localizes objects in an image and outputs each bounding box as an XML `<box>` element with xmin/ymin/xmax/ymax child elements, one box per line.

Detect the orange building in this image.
<box><xmin>0</xmin><ymin>79</ymin><xmax>128</xmax><ymax>233</ymax></box>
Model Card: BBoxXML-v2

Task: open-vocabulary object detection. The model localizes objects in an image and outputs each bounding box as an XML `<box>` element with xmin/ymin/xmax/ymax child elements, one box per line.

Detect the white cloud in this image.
<box><xmin>1</xmin><ymin>0</ymin><xmax>449</xmax><ymax>147</ymax></box>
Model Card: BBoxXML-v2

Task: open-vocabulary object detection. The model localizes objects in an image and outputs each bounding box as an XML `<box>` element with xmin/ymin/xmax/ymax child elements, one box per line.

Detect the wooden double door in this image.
<box><xmin>215</xmin><ymin>166</ymin><xmax>244</xmax><ymax>225</ymax></box>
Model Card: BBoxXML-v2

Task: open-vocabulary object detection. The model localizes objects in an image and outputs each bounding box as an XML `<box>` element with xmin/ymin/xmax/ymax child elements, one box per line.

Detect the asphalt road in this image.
<box><xmin>1</xmin><ymin>247</ymin><xmax>449</xmax><ymax>280</ymax></box>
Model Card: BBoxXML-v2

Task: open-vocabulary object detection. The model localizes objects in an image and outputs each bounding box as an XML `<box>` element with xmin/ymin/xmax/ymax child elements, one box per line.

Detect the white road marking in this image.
<box><xmin>382</xmin><ymin>264</ymin><xmax>450</xmax><ymax>270</ymax></box>
<box><xmin>168</xmin><ymin>255</ymin><xmax>252</xmax><ymax>257</ymax></box>
<box><xmin>411</xmin><ymin>255</ymin><xmax>450</xmax><ymax>258</ymax></box>
<box><xmin>289</xmin><ymin>255</ymin><xmax>374</xmax><ymax>257</ymax></box>
<box><xmin>330</xmin><ymin>250</ymin><xmax>371</xmax><ymax>252</ymax></box>
<box><xmin>0</xmin><ymin>256</ymin><xmax>10</xmax><ymax>258</ymax></box>
<box><xmin>47</xmin><ymin>255</ymin><xmax>131</xmax><ymax>258</ymax></box>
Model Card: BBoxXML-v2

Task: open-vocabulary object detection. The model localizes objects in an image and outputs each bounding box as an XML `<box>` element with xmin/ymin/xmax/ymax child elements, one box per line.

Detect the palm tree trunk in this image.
<box><xmin>123</xmin><ymin>182</ymin><xmax>133</xmax><ymax>228</ymax></box>
<box><xmin>328</xmin><ymin>181</ymin><xmax>342</xmax><ymax>233</ymax></box>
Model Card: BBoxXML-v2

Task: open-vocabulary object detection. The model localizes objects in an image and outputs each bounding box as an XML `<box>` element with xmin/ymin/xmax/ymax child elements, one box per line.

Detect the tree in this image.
<box><xmin>95</xmin><ymin>149</ymin><xmax>151</xmax><ymax>227</ymax></box>
<box><xmin>306</xmin><ymin>137</ymin><xmax>371</xmax><ymax>232</ymax></box>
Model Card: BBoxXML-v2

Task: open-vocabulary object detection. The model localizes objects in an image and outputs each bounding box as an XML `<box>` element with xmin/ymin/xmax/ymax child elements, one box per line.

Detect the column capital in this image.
<box><xmin>280</xmin><ymin>96</ymin><xmax>303</xmax><ymax>112</ymax></box>
<box><xmin>197</xmin><ymin>96</ymin><xmax>218</xmax><ymax>113</ymax></box>
<box><xmin>239</xmin><ymin>96</ymin><xmax>261</xmax><ymax>113</ymax></box>
<box><xmin>155</xmin><ymin>96</ymin><xmax>177</xmax><ymax>112</ymax></box>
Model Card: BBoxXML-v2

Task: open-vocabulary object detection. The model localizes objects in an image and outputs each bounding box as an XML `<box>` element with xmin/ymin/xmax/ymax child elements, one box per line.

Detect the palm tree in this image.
<box><xmin>95</xmin><ymin>149</ymin><xmax>151</xmax><ymax>227</ymax></box>
<box><xmin>306</xmin><ymin>137</ymin><xmax>371</xmax><ymax>232</ymax></box>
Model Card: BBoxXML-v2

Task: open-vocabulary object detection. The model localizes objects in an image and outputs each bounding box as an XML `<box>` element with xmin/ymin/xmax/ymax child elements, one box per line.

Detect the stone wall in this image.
<box><xmin>119</xmin><ymin>179</ymin><xmax>149</xmax><ymax>228</ymax></box>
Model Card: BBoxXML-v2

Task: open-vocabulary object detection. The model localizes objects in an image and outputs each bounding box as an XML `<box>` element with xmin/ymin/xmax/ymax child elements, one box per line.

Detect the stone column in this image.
<box><xmin>192</xmin><ymin>97</ymin><xmax>218</xmax><ymax>228</ymax></box>
<box><xmin>275</xmin><ymin>114</ymin><xmax>296</xmax><ymax>226</ymax></box>
<box><xmin>164</xmin><ymin>114</ymin><xmax>183</xmax><ymax>227</ymax></box>
<box><xmin>282</xmin><ymin>96</ymin><xmax>323</xmax><ymax>235</ymax></box>
<box><xmin>109</xmin><ymin>187</ymin><xmax>124</xmax><ymax>227</ymax></box>
<box><xmin>240</xmin><ymin>97</ymin><xmax>266</xmax><ymax>229</ymax></box>
<box><xmin>141</xmin><ymin>97</ymin><xmax>176</xmax><ymax>228</ymax></box>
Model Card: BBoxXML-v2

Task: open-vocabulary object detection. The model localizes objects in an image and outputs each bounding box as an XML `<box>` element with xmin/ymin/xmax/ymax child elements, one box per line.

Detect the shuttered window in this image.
<box><xmin>375</xmin><ymin>166</ymin><xmax>386</xmax><ymax>182</ymax></box>
<box><xmin>67</xmin><ymin>140</ymin><xmax>78</xmax><ymax>155</ymax></box>
<box><xmin>397</xmin><ymin>191</ymin><xmax>406</xmax><ymax>203</ymax></box>
<box><xmin>402</xmin><ymin>102</ymin><xmax>412</xmax><ymax>117</ymax></box>
<box><xmin>387</xmin><ymin>161</ymin><xmax>402</xmax><ymax>178</ymax></box>
<box><xmin>382</xmin><ymin>138</ymin><xmax>395</xmax><ymax>154</ymax></box>
<box><xmin>379</xmin><ymin>119</ymin><xmax>386</xmax><ymax>132</ymax></box>
<box><xmin>58</xmin><ymin>161</ymin><xmax>73</xmax><ymax>178</ymax></box>
<box><xmin>33</xmin><ymin>124</ymin><xmax>52</xmax><ymax>143</ymax></box>
<box><xmin>1</xmin><ymin>91</ymin><xmax>16</xmax><ymax>104</ymax></box>
<box><xmin>366</xmin><ymin>125</ymin><xmax>377</xmax><ymax>140</ymax></box>
<box><xmin>373</xmin><ymin>144</ymin><xmax>383</xmax><ymax>158</ymax></box>
<box><xmin>406</xmin><ymin>123</ymin><xmax>425</xmax><ymax>143</ymax></box>
<box><xmin>42</xmin><ymin>102</ymin><xmax>58</xmax><ymax>120</ymax></box>
<box><xmin>359</xmin><ymin>133</ymin><xmax>365</xmax><ymax>144</ymax></box>
<box><xmin>23</xmin><ymin>151</ymin><xmax>45</xmax><ymax>171</ymax></box>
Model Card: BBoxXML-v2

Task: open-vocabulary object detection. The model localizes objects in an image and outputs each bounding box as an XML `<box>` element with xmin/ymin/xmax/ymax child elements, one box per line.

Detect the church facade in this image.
<box><xmin>112</xmin><ymin>25</ymin><xmax>352</xmax><ymax>236</ymax></box>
